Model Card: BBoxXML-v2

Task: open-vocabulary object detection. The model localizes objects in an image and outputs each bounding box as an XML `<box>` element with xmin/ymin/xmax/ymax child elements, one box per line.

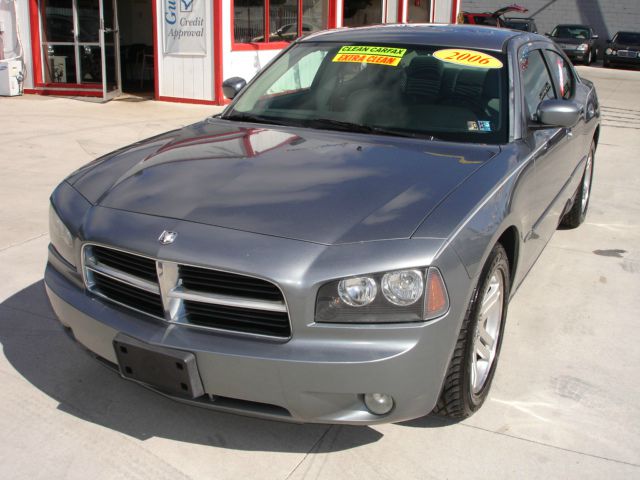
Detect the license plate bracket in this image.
<box><xmin>113</xmin><ymin>333</ymin><xmax>204</xmax><ymax>399</ymax></box>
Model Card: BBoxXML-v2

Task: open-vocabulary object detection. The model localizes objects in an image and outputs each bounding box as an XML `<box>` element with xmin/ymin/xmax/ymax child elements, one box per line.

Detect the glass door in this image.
<box><xmin>39</xmin><ymin>0</ymin><xmax>121</xmax><ymax>98</ymax></box>
<box><xmin>100</xmin><ymin>0</ymin><xmax>121</xmax><ymax>98</ymax></box>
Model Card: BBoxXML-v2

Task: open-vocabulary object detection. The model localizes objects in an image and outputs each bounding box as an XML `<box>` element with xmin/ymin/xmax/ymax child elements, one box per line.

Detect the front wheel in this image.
<box><xmin>584</xmin><ymin>50</ymin><xmax>592</xmax><ymax>65</ymax></box>
<box><xmin>434</xmin><ymin>244</ymin><xmax>510</xmax><ymax>418</ymax></box>
<box><xmin>560</xmin><ymin>140</ymin><xmax>595</xmax><ymax>228</ymax></box>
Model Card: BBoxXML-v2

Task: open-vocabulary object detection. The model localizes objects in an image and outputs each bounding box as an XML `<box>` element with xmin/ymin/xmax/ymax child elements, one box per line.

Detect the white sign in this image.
<box><xmin>162</xmin><ymin>0</ymin><xmax>207</xmax><ymax>55</ymax></box>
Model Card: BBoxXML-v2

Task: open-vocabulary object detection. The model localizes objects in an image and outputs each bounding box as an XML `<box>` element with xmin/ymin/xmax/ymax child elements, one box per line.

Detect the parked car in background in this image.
<box><xmin>46</xmin><ymin>25</ymin><xmax>600</xmax><ymax>425</ymax></box>
<box><xmin>460</xmin><ymin>4</ymin><xmax>528</xmax><ymax>27</ymax></box>
<box><xmin>604</xmin><ymin>31</ymin><xmax>640</xmax><ymax>68</ymax></box>
<box><xmin>547</xmin><ymin>24</ymin><xmax>599</xmax><ymax>65</ymax></box>
<box><xmin>503</xmin><ymin>17</ymin><xmax>538</xmax><ymax>33</ymax></box>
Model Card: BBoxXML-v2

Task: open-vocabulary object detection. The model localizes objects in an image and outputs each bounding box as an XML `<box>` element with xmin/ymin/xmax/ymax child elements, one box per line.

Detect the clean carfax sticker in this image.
<box><xmin>434</xmin><ymin>49</ymin><xmax>503</xmax><ymax>69</ymax></box>
<box><xmin>333</xmin><ymin>45</ymin><xmax>407</xmax><ymax>67</ymax></box>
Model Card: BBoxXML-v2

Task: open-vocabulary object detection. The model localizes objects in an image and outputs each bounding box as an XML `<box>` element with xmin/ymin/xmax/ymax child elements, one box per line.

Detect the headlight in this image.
<box><xmin>338</xmin><ymin>277</ymin><xmax>377</xmax><ymax>307</ymax></box>
<box><xmin>577</xmin><ymin>43</ymin><xmax>589</xmax><ymax>51</ymax></box>
<box><xmin>381</xmin><ymin>270</ymin><xmax>423</xmax><ymax>306</ymax></box>
<box><xmin>315</xmin><ymin>267</ymin><xmax>448</xmax><ymax>324</ymax></box>
<box><xmin>49</xmin><ymin>204</ymin><xmax>76</xmax><ymax>267</ymax></box>
<box><xmin>605</xmin><ymin>48</ymin><xmax>612</xmax><ymax>55</ymax></box>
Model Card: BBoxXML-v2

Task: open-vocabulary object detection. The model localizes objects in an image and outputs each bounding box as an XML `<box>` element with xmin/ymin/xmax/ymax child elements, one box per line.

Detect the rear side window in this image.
<box><xmin>544</xmin><ymin>50</ymin><xmax>575</xmax><ymax>99</ymax></box>
<box><xmin>520</xmin><ymin>49</ymin><xmax>555</xmax><ymax>119</ymax></box>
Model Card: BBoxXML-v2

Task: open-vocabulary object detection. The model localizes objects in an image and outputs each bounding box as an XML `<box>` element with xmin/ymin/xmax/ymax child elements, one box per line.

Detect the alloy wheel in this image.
<box><xmin>470</xmin><ymin>271</ymin><xmax>504</xmax><ymax>394</ymax></box>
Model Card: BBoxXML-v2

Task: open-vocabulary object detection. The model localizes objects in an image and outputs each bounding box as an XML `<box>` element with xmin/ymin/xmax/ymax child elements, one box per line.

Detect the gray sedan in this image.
<box><xmin>46</xmin><ymin>25</ymin><xmax>600</xmax><ymax>424</ymax></box>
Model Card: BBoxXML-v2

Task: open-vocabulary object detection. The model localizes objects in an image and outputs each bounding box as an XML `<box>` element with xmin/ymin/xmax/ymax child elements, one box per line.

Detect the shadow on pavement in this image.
<box><xmin>0</xmin><ymin>280</ymin><xmax>386</xmax><ymax>452</ymax></box>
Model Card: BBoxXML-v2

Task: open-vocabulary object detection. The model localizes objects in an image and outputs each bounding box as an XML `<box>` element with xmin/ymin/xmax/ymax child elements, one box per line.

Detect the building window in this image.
<box><xmin>343</xmin><ymin>0</ymin><xmax>382</xmax><ymax>27</ymax></box>
<box><xmin>233</xmin><ymin>0</ymin><xmax>328</xmax><ymax>45</ymax></box>
<box><xmin>407</xmin><ymin>0</ymin><xmax>430</xmax><ymax>23</ymax></box>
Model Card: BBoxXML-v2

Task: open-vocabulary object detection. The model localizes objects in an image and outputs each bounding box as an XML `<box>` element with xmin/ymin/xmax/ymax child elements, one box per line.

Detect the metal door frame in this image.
<box><xmin>100</xmin><ymin>0</ymin><xmax>121</xmax><ymax>99</ymax></box>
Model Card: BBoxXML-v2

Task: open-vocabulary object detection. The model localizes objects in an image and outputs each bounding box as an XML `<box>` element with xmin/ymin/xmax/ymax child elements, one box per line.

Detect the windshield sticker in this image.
<box><xmin>478</xmin><ymin>120</ymin><xmax>492</xmax><ymax>132</ymax></box>
<box><xmin>468</xmin><ymin>120</ymin><xmax>493</xmax><ymax>132</ymax></box>
<box><xmin>434</xmin><ymin>49</ymin><xmax>503</xmax><ymax>69</ymax></box>
<box><xmin>333</xmin><ymin>46</ymin><xmax>407</xmax><ymax>67</ymax></box>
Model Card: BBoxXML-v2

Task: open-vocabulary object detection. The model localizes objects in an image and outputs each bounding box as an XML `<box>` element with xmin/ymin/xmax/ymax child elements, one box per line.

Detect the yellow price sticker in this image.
<box><xmin>433</xmin><ymin>49</ymin><xmax>503</xmax><ymax>69</ymax></box>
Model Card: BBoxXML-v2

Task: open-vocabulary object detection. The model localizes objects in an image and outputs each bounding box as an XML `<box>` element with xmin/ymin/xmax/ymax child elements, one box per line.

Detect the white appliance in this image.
<box><xmin>0</xmin><ymin>60</ymin><xmax>22</xmax><ymax>96</ymax></box>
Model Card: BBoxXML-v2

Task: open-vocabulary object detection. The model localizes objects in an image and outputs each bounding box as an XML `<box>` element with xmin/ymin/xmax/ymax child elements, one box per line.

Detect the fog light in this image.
<box><xmin>364</xmin><ymin>393</ymin><xmax>394</xmax><ymax>415</ymax></box>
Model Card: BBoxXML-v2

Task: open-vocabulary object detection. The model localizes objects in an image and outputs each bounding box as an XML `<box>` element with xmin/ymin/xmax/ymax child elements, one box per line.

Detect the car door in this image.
<box><xmin>518</xmin><ymin>46</ymin><xmax>576</xmax><ymax>259</ymax></box>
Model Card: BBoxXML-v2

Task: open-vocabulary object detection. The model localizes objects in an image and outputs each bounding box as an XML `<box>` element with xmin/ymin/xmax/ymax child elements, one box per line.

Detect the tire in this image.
<box><xmin>584</xmin><ymin>50</ymin><xmax>592</xmax><ymax>66</ymax></box>
<box><xmin>434</xmin><ymin>244</ymin><xmax>510</xmax><ymax>419</ymax></box>
<box><xmin>560</xmin><ymin>140</ymin><xmax>595</xmax><ymax>228</ymax></box>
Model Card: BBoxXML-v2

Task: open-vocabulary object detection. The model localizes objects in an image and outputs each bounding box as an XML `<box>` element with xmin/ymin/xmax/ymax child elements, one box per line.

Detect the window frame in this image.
<box><xmin>518</xmin><ymin>46</ymin><xmax>558</xmax><ymax>121</ymax></box>
<box><xmin>232</xmin><ymin>0</ymin><xmax>335</xmax><ymax>52</ymax></box>
<box><xmin>543</xmin><ymin>48</ymin><xmax>577</xmax><ymax>101</ymax></box>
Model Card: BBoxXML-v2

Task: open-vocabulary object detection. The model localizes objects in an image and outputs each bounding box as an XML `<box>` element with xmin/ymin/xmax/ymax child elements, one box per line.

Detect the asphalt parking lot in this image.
<box><xmin>1</xmin><ymin>65</ymin><xmax>639</xmax><ymax>479</ymax></box>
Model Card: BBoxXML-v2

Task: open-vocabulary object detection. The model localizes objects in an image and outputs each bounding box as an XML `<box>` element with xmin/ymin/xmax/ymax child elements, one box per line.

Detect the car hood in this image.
<box><xmin>70</xmin><ymin>118</ymin><xmax>499</xmax><ymax>245</ymax></box>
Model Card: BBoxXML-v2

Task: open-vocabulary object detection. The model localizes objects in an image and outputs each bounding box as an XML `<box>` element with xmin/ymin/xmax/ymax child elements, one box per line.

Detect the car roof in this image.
<box><xmin>615</xmin><ymin>30</ymin><xmax>640</xmax><ymax>35</ymax></box>
<box><xmin>555</xmin><ymin>24</ymin><xmax>591</xmax><ymax>28</ymax></box>
<box><xmin>301</xmin><ymin>24</ymin><xmax>522</xmax><ymax>52</ymax></box>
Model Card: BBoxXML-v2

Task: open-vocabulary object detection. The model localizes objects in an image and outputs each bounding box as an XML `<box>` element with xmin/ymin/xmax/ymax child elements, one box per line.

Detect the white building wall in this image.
<box><xmin>156</xmin><ymin>0</ymin><xmax>214</xmax><ymax>100</ymax></box>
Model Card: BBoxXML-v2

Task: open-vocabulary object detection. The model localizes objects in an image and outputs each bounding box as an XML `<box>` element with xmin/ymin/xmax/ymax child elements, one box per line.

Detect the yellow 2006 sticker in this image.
<box><xmin>433</xmin><ymin>49</ymin><xmax>503</xmax><ymax>69</ymax></box>
<box><xmin>333</xmin><ymin>46</ymin><xmax>407</xmax><ymax>67</ymax></box>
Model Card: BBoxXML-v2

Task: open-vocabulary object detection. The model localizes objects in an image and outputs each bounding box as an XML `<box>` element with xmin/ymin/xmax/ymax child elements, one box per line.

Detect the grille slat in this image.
<box><xmin>179</xmin><ymin>280</ymin><xmax>282</xmax><ymax>300</ymax></box>
<box><xmin>180</xmin><ymin>265</ymin><xmax>284</xmax><ymax>302</ymax></box>
<box><xmin>92</xmin><ymin>272</ymin><xmax>164</xmax><ymax>317</ymax></box>
<box><xmin>184</xmin><ymin>301</ymin><xmax>290</xmax><ymax>337</ymax></box>
<box><xmin>93</xmin><ymin>247</ymin><xmax>158</xmax><ymax>282</ymax></box>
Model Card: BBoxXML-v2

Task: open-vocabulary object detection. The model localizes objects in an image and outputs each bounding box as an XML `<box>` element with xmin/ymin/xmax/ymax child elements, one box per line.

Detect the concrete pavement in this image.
<box><xmin>0</xmin><ymin>67</ymin><xmax>639</xmax><ymax>479</ymax></box>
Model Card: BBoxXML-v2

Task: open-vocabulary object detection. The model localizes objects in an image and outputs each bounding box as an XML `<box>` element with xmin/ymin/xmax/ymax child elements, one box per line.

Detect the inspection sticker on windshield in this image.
<box><xmin>333</xmin><ymin>46</ymin><xmax>407</xmax><ymax>67</ymax></box>
<box><xmin>434</xmin><ymin>49</ymin><xmax>503</xmax><ymax>69</ymax></box>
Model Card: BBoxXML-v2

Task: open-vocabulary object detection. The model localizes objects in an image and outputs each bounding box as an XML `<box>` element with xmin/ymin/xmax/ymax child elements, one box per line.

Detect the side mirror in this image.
<box><xmin>592</xmin><ymin>34</ymin><xmax>599</xmax><ymax>40</ymax></box>
<box><xmin>222</xmin><ymin>77</ymin><xmax>247</xmax><ymax>100</ymax></box>
<box><xmin>607</xmin><ymin>38</ymin><xmax>612</xmax><ymax>43</ymax></box>
<box><xmin>536</xmin><ymin>99</ymin><xmax>581</xmax><ymax>128</ymax></box>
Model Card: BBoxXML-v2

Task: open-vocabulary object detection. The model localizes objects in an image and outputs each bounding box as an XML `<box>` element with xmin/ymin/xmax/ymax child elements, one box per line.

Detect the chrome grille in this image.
<box><xmin>92</xmin><ymin>246</ymin><xmax>158</xmax><ymax>282</ymax></box>
<box><xmin>92</xmin><ymin>271</ymin><xmax>164</xmax><ymax>317</ymax></box>
<box><xmin>617</xmin><ymin>50</ymin><xmax>638</xmax><ymax>58</ymax></box>
<box><xmin>82</xmin><ymin>244</ymin><xmax>291</xmax><ymax>338</ymax></box>
<box><xmin>180</xmin><ymin>265</ymin><xmax>284</xmax><ymax>302</ymax></box>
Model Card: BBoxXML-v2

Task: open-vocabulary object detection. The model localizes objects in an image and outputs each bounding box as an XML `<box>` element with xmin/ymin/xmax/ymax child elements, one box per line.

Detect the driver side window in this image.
<box><xmin>520</xmin><ymin>49</ymin><xmax>556</xmax><ymax>119</ymax></box>
<box><xmin>544</xmin><ymin>50</ymin><xmax>575</xmax><ymax>99</ymax></box>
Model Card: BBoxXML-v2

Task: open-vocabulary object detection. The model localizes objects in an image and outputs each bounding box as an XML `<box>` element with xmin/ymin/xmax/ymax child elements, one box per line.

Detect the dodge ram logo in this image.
<box><xmin>158</xmin><ymin>230</ymin><xmax>178</xmax><ymax>244</ymax></box>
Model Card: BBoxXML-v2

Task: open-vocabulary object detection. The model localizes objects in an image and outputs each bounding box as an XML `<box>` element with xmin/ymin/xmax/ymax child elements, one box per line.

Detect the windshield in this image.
<box><xmin>552</xmin><ymin>26</ymin><xmax>590</xmax><ymax>39</ymax></box>
<box><xmin>225</xmin><ymin>42</ymin><xmax>509</xmax><ymax>144</ymax></box>
<box><xmin>613</xmin><ymin>32</ymin><xmax>640</xmax><ymax>45</ymax></box>
<box><xmin>504</xmin><ymin>20</ymin><xmax>530</xmax><ymax>31</ymax></box>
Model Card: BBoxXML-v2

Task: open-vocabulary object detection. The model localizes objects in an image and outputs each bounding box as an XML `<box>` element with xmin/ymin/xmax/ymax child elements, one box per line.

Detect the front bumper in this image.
<box><xmin>604</xmin><ymin>55</ymin><xmax>640</xmax><ymax>66</ymax></box>
<box><xmin>563</xmin><ymin>49</ymin><xmax>588</xmax><ymax>61</ymax></box>
<box><xmin>44</xmin><ymin>206</ymin><xmax>471</xmax><ymax>424</ymax></box>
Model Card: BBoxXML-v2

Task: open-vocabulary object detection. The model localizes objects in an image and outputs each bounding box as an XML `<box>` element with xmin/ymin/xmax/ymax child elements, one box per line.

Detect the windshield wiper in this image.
<box><xmin>224</xmin><ymin>115</ymin><xmax>438</xmax><ymax>140</ymax></box>
<box><xmin>301</xmin><ymin>118</ymin><xmax>435</xmax><ymax>139</ymax></box>
<box><xmin>223</xmin><ymin>112</ymin><xmax>289</xmax><ymax>126</ymax></box>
